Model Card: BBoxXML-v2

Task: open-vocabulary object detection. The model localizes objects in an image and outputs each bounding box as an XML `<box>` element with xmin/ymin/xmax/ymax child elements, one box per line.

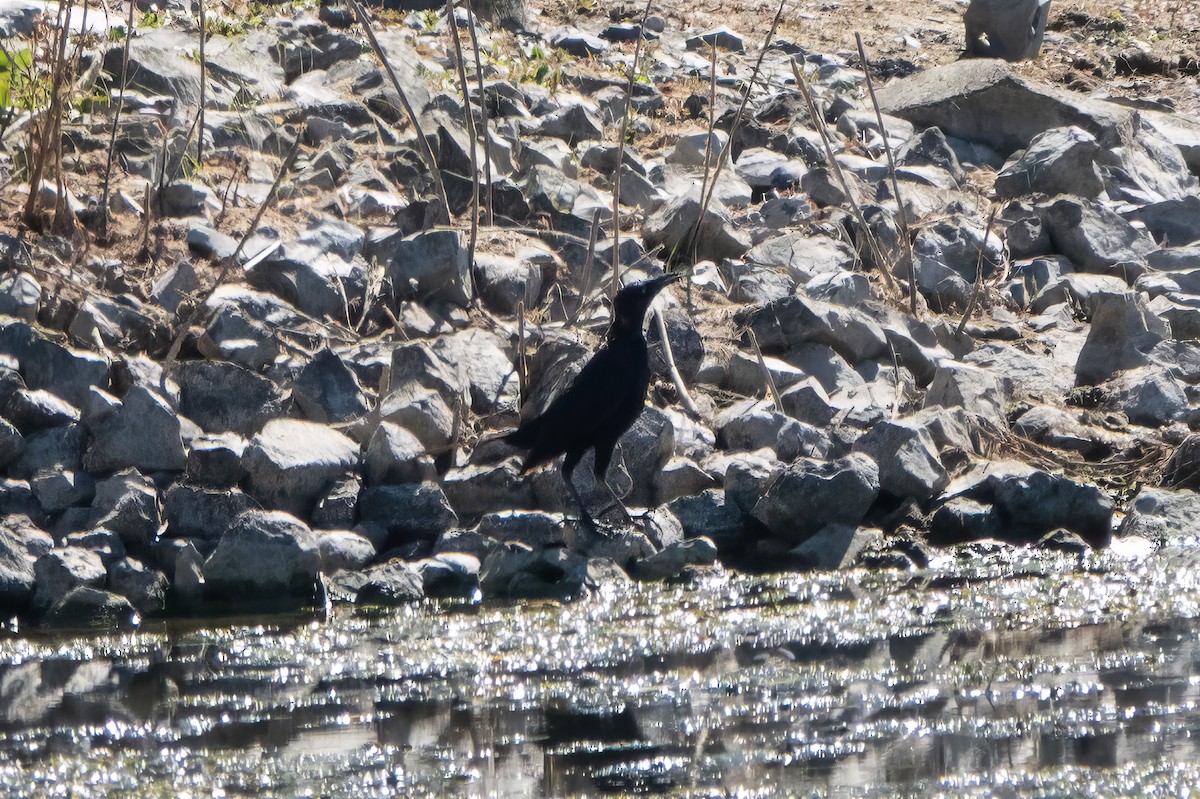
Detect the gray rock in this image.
<box><xmin>741</xmin><ymin>295</ymin><xmax>890</xmax><ymax>364</ymax></box>
<box><xmin>1117</xmin><ymin>486</ymin><xmax>1200</xmax><ymax>544</ymax></box>
<box><xmin>685</xmin><ymin>27</ymin><xmax>743</xmax><ymax>51</ymax></box>
<box><xmin>364</xmin><ymin>422</ymin><xmax>436</xmax><ymax>485</ymax></box>
<box><xmin>963</xmin><ymin>0</ymin><xmax>1051</xmax><ymax>60</ymax></box>
<box><xmin>792</xmin><ymin>524</ymin><xmax>881</xmax><ymax>570</ymax></box>
<box><xmin>185</xmin><ymin>433</ymin><xmax>248</xmax><ymax>488</ymax></box>
<box><xmin>292</xmin><ymin>349</ymin><xmax>370</xmax><ymax>424</ymax></box>
<box><xmin>656</xmin><ymin>457</ymin><xmax>719</xmax><ymax>506</ymax></box>
<box><xmin>3</xmin><ymin>387</ymin><xmax>79</xmax><ymax>434</ymax></box>
<box><xmin>171</xmin><ymin>541</ymin><xmax>206</xmax><ymax>606</ymax></box>
<box><xmin>317</xmin><ymin>530</ymin><xmax>376</xmax><ymax>573</ymax></box>
<box><xmin>532</xmin><ymin>103</ymin><xmax>604</xmax><ymax>145</ymax></box>
<box><xmin>355</xmin><ymin>559</ymin><xmax>424</xmax><ymax>605</ymax></box>
<box><xmin>1028</xmin><ymin>273</ymin><xmax>1128</xmax><ymax>315</ymax></box>
<box><xmin>30</xmin><ymin>469</ymin><xmax>95</xmax><ymax>513</ymax></box>
<box><xmin>107</xmin><ymin>557</ymin><xmax>168</xmax><ymax>616</ymax></box>
<box><xmin>359</xmin><ymin>483</ymin><xmax>458</xmax><ymax>548</ymax></box>
<box><xmin>642</xmin><ymin>194</ymin><xmax>751</xmax><ymax>262</ymax></box>
<box><xmin>1075</xmin><ymin>292</ymin><xmax>1169</xmax><ymax>385</ymax></box>
<box><xmin>929</xmin><ymin>496</ymin><xmax>1003</xmax><ymax>544</ymax></box>
<box><xmin>0</xmin><ymin>479</ymin><xmax>38</xmax><ymax>521</ymax></box>
<box><xmin>993</xmin><ymin>126</ymin><xmax>1104</xmax><ymax>199</ymax></box>
<box><xmin>745</xmin><ymin>232</ymin><xmax>857</xmax><ymax>283</ymax></box>
<box><xmin>151</xmin><ymin>260</ymin><xmax>202</xmax><ymax>314</ymax></box>
<box><xmin>0</xmin><ymin>272</ymin><xmax>39</xmax><ymax>322</ymax></box>
<box><xmin>384</xmin><ymin>229</ymin><xmax>472</xmax><ymax>307</ymax></box>
<box><xmin>631</xmin><ymin>537</ymin><xmax>719</xmax><ymax>581</ymax></box>
<box><xmin>312</xmin><ymin>473</ymin><xmax>360</xmax><ymax>531</ymax></box>
<box><xmin>716</xmin><ymin>399</ymin><xmax>827</xmax><ymax>461</ymax></box>
<box><xmin>1127</xmin><ymin>195</ymin><xmax>1200</xmax><ymax>247</ymax></box>
<box><xmin>378</xmin><ymin>381</ymin><xmax>455</xmax><ymax>451</ymax></box>
<box><xmin>32</xmin><ymin>547</ymin><xmax>106</xmax><ymax>613</ymax></box>
<box><xmin>923</xmin><ymin>362</ymin><xmax>1007</xmax><ymax>424</ymax></box>
<box><xmin>42</xmin><ymin>587</ymin><xmax>137</xmax><ymax>628</ymax></box>
<box><xmin>0</xmin><ymin>519</ymin><xmax>44</xmax><ymax>610</ymax></box>
<box><xmin>162</xmin><ymin>483</ymin><xmax>255</xmax><ymax>541</ymax></box>
<box><xmin>473</xmin><ymin>252</ymin><xmax>545</xmax><ymax>316</ymax></box>
<box><xmin>244</xmin><ymin>419</ymin><xmax>359</xmax><ymax>516</ymax></box>
<box><xmin>418</xmin><ymin>552</ymin><xmax>481</xmax><ymax>599</ymax></box>
<box><xmin>101</xmin><ymin>28</ymin><xmax>203</xmax><ymax>108</ymax></box>
<box><xmin>475</xmin><ymin>511</ymin><xmax>566</xmax><ymax>549</ymax></box>
<box><xmin>204</xmin><ymin>510</ymin><xmax>321</xmax><ymax>600</ymax></box>
<box><xmin>522</xmin><ymin>164</ymin><xmax>611</xmax><ymax>239</ymax></box>
<box><xmin>8</xmin><ymin>424</ymin><xmax>86</xmax><ymax>481</ymax></box>
<box><xmin>751</xmin><ymin>454</ymin><xmax>881</xmax><ymax>545</ymax></box>
<box><xmin>2</xmin><ymin>328</ymin><xmax>109</xmax><ymax>408</ymax></box>
<box><xmin>666</xmin><ymin>131</ymin><xmax>726</xmax><ymax>168</ymax></box>
<box><xmin>430</xmin><ymin>330</ymin><xmax>520</xmax><ymax>416</ymax></box>
<box><xmin>174</xmin><ymin>359</ymin><xmax>287</xmax><ymax>436</ymax></box>
<box><xmin>0</xmin><ymin>418</ymin><xmax>23</xmax><ymax>469</ymax></box>
<box><xmin>479</xmin><ymin>544</ymin><xmax>587</xmax><ymax>599</ymax></box>
<box><xmin>895</xmin><ymin>127</ymin><xmax>965</xmax><ymax>184</ymax></box>
<box><xmin>88</xmin><ymin>469</ymin><xmax>160</xmax><ymax>550</ymax></box>
<box><xmin>244</xmin><ymin>243</ymin><xmax>363</xmax><ymax>322</ymax></box>
<box><xmin>1040</xmin><ymin>198</ymin><xmax>1155</xmax><ymax>274</ymax></box>
<box><xmin>1104</xmin><ymin>367</ymin><xmax>1188</xmax><ymax>428</ymax></box>
<box><xmin>877</xmin><ymin>59</ymin><xmax>1131</xmax><ymax>157</ymax></box>
<box><xmin>852</xmin><ymin>419</ymin><xmax>949</xmax><ymax>502</ymax></box>
<box><xmin>443</xmin><ymin>463</ymin><xmax>530</xmax><ymax>520</ymax></box>
<box><xmin>1011</xmin><ymin>405</ymin><xmax>1125</xmax><ymax>457</ymax></box>
<box><xmin>81</xmin><ymin>386</ymin><xmax>186</xmax><ymax>473</ymax></box>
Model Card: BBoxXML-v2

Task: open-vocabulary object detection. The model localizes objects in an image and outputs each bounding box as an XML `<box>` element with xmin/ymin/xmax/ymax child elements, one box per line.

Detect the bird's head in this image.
<box><xmin>609</xmin><ymin>272</ymin><xmax>681</xmax><ymax>336</ymax></box>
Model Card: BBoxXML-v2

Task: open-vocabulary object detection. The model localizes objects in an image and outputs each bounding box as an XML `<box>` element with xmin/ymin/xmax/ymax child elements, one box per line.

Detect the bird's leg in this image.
<box><xmin>562</xmin><ymin>468</ymin><xmax>599</xmax><ymax>534</ymax></box>
<box><xmin>594</xmin><ymin>479</ymin><xmax>634</xmax><ymax>527</ymax></box>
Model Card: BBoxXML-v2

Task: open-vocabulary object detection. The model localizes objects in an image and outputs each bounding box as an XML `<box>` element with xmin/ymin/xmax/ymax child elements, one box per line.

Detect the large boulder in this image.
<box><xmin>751</xmin><ymin>454</ymin><xmax>880</xmax><ymax>545</ymax></box>
<box><xmin>174</xmin><ymin>359</ymin><xmax>286</xmax><ymax>436</ymax></box>
<box><xmin>81</xmin><ymin>386</ymin><xmax>186</xmax><ymax>473</ymax></box>
<box><xmin>203</xmin><ymin>510</ymin><xmax>321</xmax><ymax>600</ymax></box>
<box><xmin>243</xmin><ymin>419</ymin><xmax>359</xmax><ymax>516</ymax></box>
<box><xmin>1075</xmin><ymin>292</ymin><xmax>1169</xmax><ymax>385</ymax></box>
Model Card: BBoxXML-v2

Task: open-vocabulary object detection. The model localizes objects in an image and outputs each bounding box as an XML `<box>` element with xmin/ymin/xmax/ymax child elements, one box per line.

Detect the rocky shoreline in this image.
<box><xmin>1</xmin><ymin>0</ymin><xmax>1200</xmax><ymax>627</ymax></box>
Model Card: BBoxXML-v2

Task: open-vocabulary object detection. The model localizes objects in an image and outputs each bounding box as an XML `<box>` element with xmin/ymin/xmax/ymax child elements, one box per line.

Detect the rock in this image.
<box><xmin>0</xmin><ymin>521</ymin><xmax>42</xmax><ymax>611</ymax></box>
<box><xmin>532</xmin><ymin>103</ymin><xmax>604</xmax><ymax>145</ymax></box>
<box><xmin>8</xmin><ymin>424</ymin><xmax>86</xmax><ymax>481</ymax></box>
<box><xmin>1075</xmin><ymin>292</ymin><xmax>1169</xmax><ymax>385</ymax></box>
<box><xmin>358</xmin><ymin>483</ymin><xmax>458</xmax><ymax>548</ymax></box>
<box><xmin>292</xmin><ymin>349</ymin><xmax>370</xmax><ymax>424</ymax></box>
<box><xmin>792</xmin><ymin>524</ymin><xmax>881</xmax><ymax>570</ymax></box>
<box><xmin>631</xmin><ymin>537</ymin><xmax>719</xmax><ymax>581</ymax></box>
<box><xmin>877</xmin><ymin>59</ymin><xmax>1131</xmax><ymax>157</ymax></box>
<box><xmin>108</xmin><ymin>557</ymin><xmax>168</xmax><ymax>616</ymax></box>
<box><xmin>185</xmin><ymin>433</ymin><xmax>248</xmax><ymax>488</ymax></box>
<box><xmin>364</xmin><ymin>422</ymin><xmax>436</xmax><ymax>484</ymax></box>
<box><xmin>312</xmin><ymin>473</ymin><xmax>360</xmax><ymax>530</ymax></box>
<box><xmin>963</xmin><ymin>0</ymin><xmax>1051</xmax><ymax>60</ymax></box>
<box><xmin>642</xmin><ymin>194</ymin><xmax>751</xmax><ymax>262</ymax></box>
<box><xmin>443</xmin><ymin>463</ymin><xmax>529</xmax><ymax>520</ymax></box>
<box><xmin>479</xmin><ymin>544</ymin><xmax>587</xmax><ymax>599</ymax></box>
<box><xmin>244</xmin><ymin>419</ymin><xmax>359</xmax><ymax>516</ymax></box>
<box><xmin>2</xmin><ymin>329</ymin><xmax>109</xmax><ymax>408</ymax></box>
<box><xmin>740</xmin><ymin>295</ymin><xmax>890</xmax><ymax>364</ymax></box>
<box><xmin>744</xmin><ymin>232</ymin><xmax>858</xmax><ymax>283</ymax></box>
<box><xmin>1103</xmin><ymin>367</ymin><xmax>1188</xmax><ymax>428</ymax></box>
<box><xmin>0</xmin><ymin>418</ymin><xmax>23</xmax><ymax>469</ymax></box>
<box><xmin>355</xmin><ymin>559</ymin><xmax>424</xmax><ymax>605</ymax></box>
<box><xmin>895</xmin><ymin>127</ymin><xmax>965</xmax><ymax>184</ymax></box>
<box><xmin>993</xmin><ymin>127</ymin><xmax>1105</xmax><ymax>199</ymax></box>
<box><xmin>522</xmin><ymin>164</ymin><xmax>611</xmax><ymax>239</ymax></box>
<box><xmin>430</xmin><ymin>330</ymin><xmax>520</xmax><ymax>415</ymax></box>
<box><xmin>751</xmin><ymin>454</ymin><xmax>880</xmax><ymax>545</ymax></box>
<box><xmin>716</xmin><ymin>399</ymin><xmax>827</xmax><ymax>462</ymax></box>
<box><xmin>655</xmin><ymin>457</ymin><xmax>718</xmax><ymax>505</ymax></box>
<box><xmin>418</xmin><ymin>552</ymin><xmax>481</xmax><ymax>599</ymax></box>
<box><xmin>1040</xmin><ymin>198</ymin><xmax>1155</xmax><ymax>274</ymax></box>
<box><xmin>685</xmin><ymin>27</ymin><xmax>743</xmax><ymax>52</ymax></box>
<box><xmin>203</xmin><ymin>510</ymin><xmax>321</xmax><ymax>601</ymax></box>
<box><xmin>32</xmin><ymin>547</ymin><xmax>106</xmax><ymax>613</ymax></box>
<box><xmin>1117</xmin><ymin>487</ymin><xmax>1200</xmax><ymax>544</ymax></box>
<box><xmin>3</xmin><ymin>386</ymin><xmax>79</xmax><ymax>434</ymax></box>
<box><xmin>666</xmin><ymin>131</ymin><xmax>726</xmax><ymax>168</ymax></box>
<box><xmin>473</xmin><ymin>252</ymin><xmax>545</xmax><ymax>316</ymax></box>
<box><xmin>81</xmin><ymin>386</ymin><xmax>186</xmax><ymax>473</ymax></box>
<box><xmin>852</xmin><ymin>419</ymin><xmax>949</xmax><ymax>502</ymax></box>
<box><xmin>88</xmin><ymin>469</ymin><xmax>160</xmax><ymax>550</ymax></box>
<box><xmin>42</xmin><ymin>587</ymin><xmax>137</xmax><ymax>628</ymax></box>
<box><xmin>929</xmin><ymin>496</ymin><xmax>1003</xmax><ymax>545</ymax></box>
<box><xmin>174</xmin><ymin>360</ymin><xmax>287</xmax><ymax>436</ymax></box>
<box><xmin>0</xmin><ymin>272</ymin><xmax>40</xmax><ymax>322</ymax></box>
<box><xmin>0</xmin><ymin>479</ymin><xmax>38</xmax><ymax>521</ymax></box>
<box><xmin>476</xmin><ymin>510</ymin><xmax>567</xmax><ymax>549</ymax></box>
<box><xmin>1011</xmin><ymin>405</ymin><xmax>1124</xmax><ymax>457</ymax></box>
<box><xmin>162</xmin><ymin>483</ymin><xmax>254</xmax><ymax>541</ymax></box>
<box><xmin>102</xmin><ymin>28</ymin><xmax>203</xmax><ymax>108</ymax></box>
<box><xmin>384</xmin><ymin>229</ymin><xmax>472</xmax><ymax>307</ymax></box>
<box><xmin>30</xmin><ymin>468</ymin><xmax>95</xmax><ymax>513</ymax></box>
<box><xmin>244</xmin><ymin>243</ymin><xmax>363</xmax><ymax>322</ymax></box>
<box><xmin>1127</xmin><ymin>194</ymin><xmax>1200</xmax><ymax>247</ymax></box>
<box><xmin>923</xmin><ymin>362</ymin><xmax>1007</xmax><ymax>424</ymax></box>
<box><xmin>317</xmin><ymin>530</ymin><xmax>375</xmax><ymax>573</ymax></box>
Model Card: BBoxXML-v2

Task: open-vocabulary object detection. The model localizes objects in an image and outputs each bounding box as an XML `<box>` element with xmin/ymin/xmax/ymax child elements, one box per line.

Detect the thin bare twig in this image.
<box><xmin>569</xmin><ymin>208</ymin><xmax>604</xmax><ymax>327</ymax></box>
<box><xmin>350</xmin><ymin>0</ymin><xmax>450</xmax><ymax>223</ymax></box>
<box><xmin>654</xmin><ymin>306</ymin><xmax>699</xmax><ymax>416</ymax></box>
<box><xmin>162</xmin><ymin>133</ymin><xmax>304</xmax><ymax>367</ymax></box>
<box><xmin>747</xmin><ymin>328</ymin><xmax>783</xmax><ymax>413</ymax></box>
<box><xmin>446</xmin><ymin>0</ymin><xmax>479</xmax><ymax>265</ymax></box>
<box><xmin>99</xmin><ymin>0</ymin><xmax>136</xmax><ymax>239</ymax></box>
<box><xmin>855</xmin><ymin>32</ymin><xmax>916</xmax><ymax>315</ymax></box>
<box><xmin>197</xmin><ymin>0</ymin><xmax>207</xmax><ymax>166</ymax></box>
<box><xmin>955</xmin><ymin>206</ymin><xmax>998</xmax><ymax>338</ymax></box>
<box><xmin>464</xmin><ymin>0</ymin><xmax>493</xmax><ymax>227</ymax></box>
<box><xmin>791</xmin><ymin>58</ymin><xmax>899</xmax><ymax>295</ymax></box>
<box><xmin>610</xmin><ymin>0</ymin><xmax>655</xmax><ymax>308</ymax></box>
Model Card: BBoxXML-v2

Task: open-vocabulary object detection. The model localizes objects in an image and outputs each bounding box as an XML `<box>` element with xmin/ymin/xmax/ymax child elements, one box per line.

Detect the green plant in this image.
<box><xmin>417</xmin><ymin>9</ymin><xmax>439</xmax><ymax>32</ymax></box>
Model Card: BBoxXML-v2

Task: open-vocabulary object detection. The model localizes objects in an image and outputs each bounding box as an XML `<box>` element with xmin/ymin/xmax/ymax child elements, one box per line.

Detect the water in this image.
<box><xmin>3</xmin><ymin>540</ymin><xmax>1200</xmax><ymax>797</ymax></box>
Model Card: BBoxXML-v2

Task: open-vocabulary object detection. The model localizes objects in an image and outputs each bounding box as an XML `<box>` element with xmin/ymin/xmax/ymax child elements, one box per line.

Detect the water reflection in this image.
<box><xmin>3</xmin><ymin>549</ymin><xmax>1200</xmax><ymax>795</ymax></box>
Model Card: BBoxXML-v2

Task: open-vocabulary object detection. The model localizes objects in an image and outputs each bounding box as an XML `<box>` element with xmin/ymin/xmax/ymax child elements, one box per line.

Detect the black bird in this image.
<box><xmin>506</xmin><ymin>272</ymin><xmax>682</xmax><ymax>527</ymax></box>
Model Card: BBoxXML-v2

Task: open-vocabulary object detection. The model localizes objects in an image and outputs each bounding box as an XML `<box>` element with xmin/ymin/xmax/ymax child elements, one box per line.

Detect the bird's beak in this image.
<box><xmin>654</xmin><ymin>272</ymin><xmax>683</xmax><ymax>291</ymax></box>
